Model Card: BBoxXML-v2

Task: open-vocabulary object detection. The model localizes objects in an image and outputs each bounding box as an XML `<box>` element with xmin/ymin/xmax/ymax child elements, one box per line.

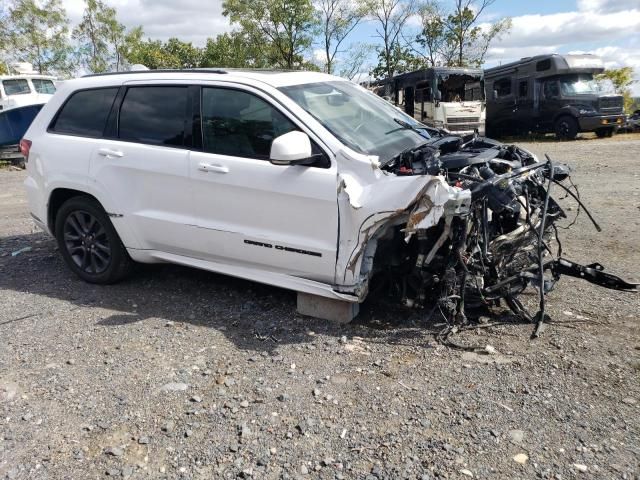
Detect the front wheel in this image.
<box><xmin>55</xmin><ymin>196</ymin><xmax>133</xmax><ymax>284</ymax></box>
<box><xmin>595</xmin><ymin>127</ymin><xmax>614</xmax><ymax>138</ymax></box>
<box><xmin>554</xmin><ymin>116</ymin><xmax>578</xmax><ymax>140</ymax></box>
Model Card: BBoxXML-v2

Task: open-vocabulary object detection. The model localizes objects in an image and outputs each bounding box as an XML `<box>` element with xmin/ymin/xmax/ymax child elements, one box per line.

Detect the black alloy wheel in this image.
<box><xmin>63</xmin><ymin>210</ymin><xmax>111</xmax><ymax>274</ymax></box>
<box><xmin>55</xmin><ymin>196</ymin><xmax>133</xmax><ymax>284</ymax></box>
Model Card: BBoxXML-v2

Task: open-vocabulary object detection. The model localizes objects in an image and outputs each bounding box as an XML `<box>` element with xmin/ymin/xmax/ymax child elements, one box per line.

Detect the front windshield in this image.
<box><xmin>279</xmin><ymin>81</ymin><xmax>429</xmax><ymax>162</ymax></box>
<box><xmin>437</xmin><ymin>73</ymin><xmax>484</xmax><ymax>102</ymax></box>
<box><xmin>559</xmin><ymin>74</ymin><xmax>601</xmax><ymax>95</ymax></box>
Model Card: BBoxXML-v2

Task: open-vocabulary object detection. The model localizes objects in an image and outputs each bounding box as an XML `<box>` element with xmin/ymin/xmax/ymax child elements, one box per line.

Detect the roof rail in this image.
<box><xmin>82</xmin><ymin>68</ymin><xmax>228</xmax><ymax>78</ymax></box>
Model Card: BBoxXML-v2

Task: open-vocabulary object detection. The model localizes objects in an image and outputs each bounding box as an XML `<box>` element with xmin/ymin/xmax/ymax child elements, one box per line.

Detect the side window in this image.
<box><xmin>518</xmin><ymin>80</ymin><xmax>528</xmax><ymax>98</ymax></box>
<box><xmin>536</xmin><ymin>59</ymin><xmax>551</xmax><ymax>72</ymax></box>
<box><xmin>543</xmin><ymin>80</ymin><xmax>559</xmax><ymax>98</ymax></box>
<box><xmin>51</xmin><ymin>88</ymin><xmax>118</xmax><ymax>137</ymax></box>
<box><xmin>119</xmin><ymin>86</ymin><xmax>188</xmax><ymax>147</ymax></box>
<box><xmin>201</xmin><ymin>87</ymin><xmax>297</xmax><ymax>159</ymax></box>
<box><xmin>494</xmin><ymin>78</ymin><xmax>512</xmax><ymax>98</ymax></box>
<box><xmin>3</xmin><ymin>79</ymin><xmax>31</xmax><ymax>96</ymax></box>
<box><xmin>32</xmin><ymin>79</ymin><xmax>56</xmax><ymax>94</ymax></box>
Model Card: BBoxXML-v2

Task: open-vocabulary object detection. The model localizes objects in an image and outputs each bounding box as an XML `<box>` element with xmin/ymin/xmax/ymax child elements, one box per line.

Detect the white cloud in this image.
<box><xmin>63</xmin><ymin>0</ymin><xmax>232</xmax><ymax>46</ymax></box>
<box><xmin>489</xmin><ymin>9</ymin><xmax>640</xmax><ymax>49</ymax></box>
<box><xmin>576</xmin><ymin>0</ymin><xmax>637</xmax><ymax>13</ymax></box>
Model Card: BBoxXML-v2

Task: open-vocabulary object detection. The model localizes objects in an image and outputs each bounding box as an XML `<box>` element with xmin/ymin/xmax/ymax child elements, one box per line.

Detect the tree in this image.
<box><xmin>315</xmin><ymin>0</ymin><xmax>365</xmax><ymax>74</ymax></box>
<box><xmin>596</xmin><ymin>67</ymin><xmax>636</xmax><ymax>113</ymax></box>
<box><xmin>364</xmin><ymin>0</ymin><xmax>417</xmax><ymax>80</ymax></box>
<box><xmin>201</xmin><ymin>31</ymin><xmax>270</xmax><ymax>68</ymax></box>
<box><xmin>338</xmin><ymin>42</ymin><xmax>375</xmax><ymax>81</ymax></box>
<box><xmin>370</xmin><ymin>43</ymin><xmax>424</xmax><ymax>80</ymax></box>
<box><xmin>6</xmin><ymin>0</ymin><xmax>73</xmax><ymax>75</ymax></box>
<box><xmin>409</xmin><ymin>1</ymin><xmax>455</xmax><ymax>67</ymax></box>
<box><xmin>223</xmin><ymin>0</ymin><xmax>317</xmax><ymax>69</ymax></box>
<box><xmin>163</xmin><ymin>38</ymin><xmax>203</xmax><ymax>68</ymax></box>
<box><xmin>73</xmin><ymin>0</ymin><xmax>127</xmax><ymax>73</ymax></box>
<box><xmin>443</xmin><ymin>0</ymin><xmax>510</xmax><ymax>67</ymax></box>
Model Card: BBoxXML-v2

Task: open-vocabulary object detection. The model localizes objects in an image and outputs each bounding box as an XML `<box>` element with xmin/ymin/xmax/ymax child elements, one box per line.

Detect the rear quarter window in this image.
<box><xmin>50</xmin><ymin>88</ymin><xmax>119</xmax><ymax>137</ymax></box>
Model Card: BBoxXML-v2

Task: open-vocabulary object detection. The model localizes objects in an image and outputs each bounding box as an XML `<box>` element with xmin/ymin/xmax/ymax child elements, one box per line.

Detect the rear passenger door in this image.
<box><xmin>89</xmin><ymin>83</ymin><xmax>199</xmax><ymax>256</ymax></box>
<box><xmin>188</xmin><ymin>85</ymin><xmax>339</xmax><ymax>284</ymax></box>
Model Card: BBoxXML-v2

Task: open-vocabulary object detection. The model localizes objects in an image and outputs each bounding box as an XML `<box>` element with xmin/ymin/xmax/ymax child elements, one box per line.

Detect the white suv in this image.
<box><xmin>23</xmin><ymin>69</ymin><xmax>631</xmax><ymax>324</ymax></box>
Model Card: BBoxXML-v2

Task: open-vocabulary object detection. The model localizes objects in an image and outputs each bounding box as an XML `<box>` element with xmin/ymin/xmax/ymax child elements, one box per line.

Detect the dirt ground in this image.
<box><xmin>1</xmin><ymin>137</ymin><xmax>639</xmax><ymax>480</ymax></box>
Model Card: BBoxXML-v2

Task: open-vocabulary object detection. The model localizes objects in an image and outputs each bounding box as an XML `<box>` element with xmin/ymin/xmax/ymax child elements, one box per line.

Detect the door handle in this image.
<box><xmin>98</xmin><ymin>147</ymin><xmax>124</xmax><ymax>158</ymax></box>
<box><xmin>198</xmin><ymin>162</ymin><xmax>229</xmax><ymax>174</ymax></box>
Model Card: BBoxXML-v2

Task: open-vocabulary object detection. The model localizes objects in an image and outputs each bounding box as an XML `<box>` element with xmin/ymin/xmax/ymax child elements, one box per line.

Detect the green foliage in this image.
<box><xmin>444</xmin><ymin>0</ymin><xmax>510</xmax><ymax>68</ymax></box>
<box><xmin>73</xmin><ymin>0</ymin><xmax>127</xmax><ymax>73</ymax></box>
<box><xmin>6</xmin><ymin>0</ymin><xmax>74</xmax><ymax>75</ymax></box>
<box><xmin>202</xmin><ymin>31</ymin><xmax>272</xmax><ymax>68</ymax></box>
<box><xmin>223</xmin><ymin>0</ymin><xmax>317</xmax><ymax>69</ymax></box>
<box><xmin>370</xmin><ymin>43</ymin><xmax>425</xmax><ymax>80</ymax></box>
<box><xmin>596</xmin><ymin>67</ymin><xmax>636</xmax><ymax>113</ymax></box>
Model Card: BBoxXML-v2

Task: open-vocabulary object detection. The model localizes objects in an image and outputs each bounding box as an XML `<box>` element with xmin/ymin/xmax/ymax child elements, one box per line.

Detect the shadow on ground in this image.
<box><xmin>0</xmin><ymin>232</ymin><xmax>531</xmax><ymax>354</ymax></box>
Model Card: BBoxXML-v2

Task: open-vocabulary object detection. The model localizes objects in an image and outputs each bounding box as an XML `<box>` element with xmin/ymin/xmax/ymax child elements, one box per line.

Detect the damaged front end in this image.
<box><xmin>345</xmin><ymin>134</ymin><xmax>637</xmax><ymax>338</ymax></box>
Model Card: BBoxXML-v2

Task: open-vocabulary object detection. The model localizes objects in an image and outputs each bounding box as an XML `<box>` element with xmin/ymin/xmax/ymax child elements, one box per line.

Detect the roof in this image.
<box><xmin>484</xmin><ymin>53</ymin><xmax>604</xmax><ymax>76</ymax></box>
<box><xmin>79</xmin><ymin>68</ymin><xmax>342</xmax><ymax>88</ymax></box>
<box><xmin>0</xmin><ymin>74</ymin><xmax>57</xmax><ymax>81</ymax></box>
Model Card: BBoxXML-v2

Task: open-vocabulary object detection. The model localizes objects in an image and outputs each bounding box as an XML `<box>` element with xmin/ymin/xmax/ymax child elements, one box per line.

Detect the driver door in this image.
<box><xmin>188</xmin><ymin>85</ymin><xmax>339</xmax><ymax>284</ymax></box>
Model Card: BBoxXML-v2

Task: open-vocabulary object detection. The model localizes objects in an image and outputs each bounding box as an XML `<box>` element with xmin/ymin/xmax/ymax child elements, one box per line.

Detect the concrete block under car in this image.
<box><xmin>296</xmin><ymin>292</ymin><xmax>359</xmax><ymax>323</ymax></box>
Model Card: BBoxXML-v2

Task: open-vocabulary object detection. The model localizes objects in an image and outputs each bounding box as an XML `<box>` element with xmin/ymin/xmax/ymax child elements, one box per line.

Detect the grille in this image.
<box><xmin>598</xmin><ymin>97</ymin><xmax>623</xmax><ymax>113</ymax></box>
<box><xmin>447</xmin><ymin>124</ymin><xmax>477</xmax><ymax>132</ymax></box>
<box><xmin>447</xmin><ymin>116</ymin><xmax>480</xmax><ymax>124</ymax></box>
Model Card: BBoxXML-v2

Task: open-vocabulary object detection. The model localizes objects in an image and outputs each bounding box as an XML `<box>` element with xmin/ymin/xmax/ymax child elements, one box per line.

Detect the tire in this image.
<box><xmin>54</xmin><ymin>196</ymin><xmax>133</xmax><ymax>284</ymax></box>
<box><xmin>595</xmin><ymin>128</ymin><xmax>613</xmax><ymax>138</ymax></box>
<box><xmin>554</xmin><ymin>116</ymin><xmax>578</xmax><ymax>140</ymax></box>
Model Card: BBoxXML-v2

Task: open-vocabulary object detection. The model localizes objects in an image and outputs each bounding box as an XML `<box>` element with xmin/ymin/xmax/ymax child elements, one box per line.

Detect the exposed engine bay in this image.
<box><xmin>369</xmin><ymin>132</ymin><xmax>638</xmax><ymax>341</ymax></box>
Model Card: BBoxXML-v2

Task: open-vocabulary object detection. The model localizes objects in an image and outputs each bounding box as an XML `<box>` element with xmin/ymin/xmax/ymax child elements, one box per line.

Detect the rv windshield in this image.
<box><xmin>280</xmin><ymin>81</ymin><xmax>429</xmax><ymax>162</ymax></box>
<box><xmin>436</xmin><ymin>73</ymin><xmax>484</xmax><ymax>102</ymax></box>
<box><xmin>559</xmin><ymin>74</ymin><xmax>601</xmax><ymax>95</ymax></box>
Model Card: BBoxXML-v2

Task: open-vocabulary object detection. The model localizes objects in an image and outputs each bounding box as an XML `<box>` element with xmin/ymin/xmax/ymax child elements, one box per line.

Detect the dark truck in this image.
<box><xmin>484</xmin><ymin>54</ymin><xmax>624</xmax><ymax>140</ymax></box>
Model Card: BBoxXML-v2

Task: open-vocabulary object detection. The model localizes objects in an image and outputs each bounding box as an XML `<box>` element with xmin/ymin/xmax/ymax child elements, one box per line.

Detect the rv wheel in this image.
<box><xmin>555</xmin><ymin>116</ymin><xmax>578</xmax><ymax>140</ymax></box>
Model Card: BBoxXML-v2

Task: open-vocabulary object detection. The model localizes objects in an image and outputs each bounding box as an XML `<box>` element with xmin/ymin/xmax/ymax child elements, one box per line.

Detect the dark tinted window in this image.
<box><xmin>119</xmin><ymin>87</ymin><xmax>188</xmax><ymax>147</ymax></box>
<box><xmin>201</xmin><ymin>87</ymin><xmax>296</xmax><ymax>159</ymax></box>
<box><xmin>518</xmin><ymin>80</ymin><xmax>528</xmax><ymax>98</ymax></box>
<box><xmin>536</xmin><ymin>59</ymin><xmax>551</xmax><ymax>71</ymax></box>
<box><xmin>51</xmin><ymin>88</ymin><xmax>118</xmax><ymax>137</ymax></box>
<box><xmin>494</xmin><ymin>78</ymin><xmax>511</xmax><ymax>97</ymax></box>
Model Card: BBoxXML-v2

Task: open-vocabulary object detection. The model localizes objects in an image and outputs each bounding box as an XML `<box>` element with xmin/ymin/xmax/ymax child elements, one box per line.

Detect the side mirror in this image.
<box><xmin>492</xmin><ymin>90</ymin><xmax>498</xmax><ymax>100</ymax></box>
<box><xmin>434</xmin><ymin>90</ymin><xmax>442</xmax><ymax>101</ymax></box>
<box><xmin>269</xmin><ymin>131</ymin><xmax>312</xmax><ymax>166</ymax></box>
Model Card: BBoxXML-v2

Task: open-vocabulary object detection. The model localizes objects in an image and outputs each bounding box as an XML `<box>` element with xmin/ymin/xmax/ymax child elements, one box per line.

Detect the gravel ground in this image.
<box><xmin>1</xmin><ymin>138</ymin><xmax>639</xmax><ymax>480</ymax></box>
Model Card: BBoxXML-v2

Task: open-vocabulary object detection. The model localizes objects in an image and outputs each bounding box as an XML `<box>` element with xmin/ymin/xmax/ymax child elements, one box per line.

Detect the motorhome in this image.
<box><xmin>369</xmin><ymin>67</ymin><xmax>485</xmax><ymax>135</ymax></box>
<box><xmin>484</xmin><ymin>54</ymin><xmax>624</xmax><ymax>139</ymax></box>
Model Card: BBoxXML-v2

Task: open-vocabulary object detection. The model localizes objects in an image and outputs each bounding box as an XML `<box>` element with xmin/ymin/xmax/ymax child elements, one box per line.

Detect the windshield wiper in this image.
<box><xmin>390</xmin><ymin>117</ymin><xmax>427</xmax><ymax>135</ymax></box>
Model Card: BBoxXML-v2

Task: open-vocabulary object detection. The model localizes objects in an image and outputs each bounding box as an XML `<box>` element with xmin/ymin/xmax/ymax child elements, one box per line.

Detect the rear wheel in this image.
<box><xmin>554</xmin><ymin>116</ymin><xmax>578</xmax><ymax>140</ymax></box>
<box><xmin>54</xmin><ymin>196</ymin><xmax>133</xmax><ymax>284</ymax></box>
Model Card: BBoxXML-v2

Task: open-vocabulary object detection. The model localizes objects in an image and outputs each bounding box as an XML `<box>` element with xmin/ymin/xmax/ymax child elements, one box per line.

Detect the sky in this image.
<box><xmin>61</xmin><ymin>0</ymin><xmax>640</xmax><ymax>95</ymax></box>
